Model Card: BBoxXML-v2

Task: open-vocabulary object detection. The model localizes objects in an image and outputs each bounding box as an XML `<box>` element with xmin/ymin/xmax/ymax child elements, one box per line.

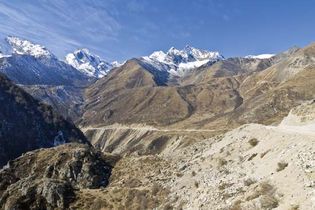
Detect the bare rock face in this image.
<box><xmin>0</xmin><ymin>143</ymin><xmax>114</xmax><ymax>210</ymax></box>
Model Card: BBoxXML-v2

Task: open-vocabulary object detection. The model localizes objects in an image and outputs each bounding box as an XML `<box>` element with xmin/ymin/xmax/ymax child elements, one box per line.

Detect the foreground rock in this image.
<box><xmin>0</xmin><ymin>143</ymin><xmax>116</xmax><ymax>210</ymax></box>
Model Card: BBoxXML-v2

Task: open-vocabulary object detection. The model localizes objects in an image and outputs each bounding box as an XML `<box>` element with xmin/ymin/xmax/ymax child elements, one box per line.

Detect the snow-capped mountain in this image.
<box><xmin>245</xmin><ymin>54</ymin><xmax>275</xmax><ymax>59</ymax></box>
<box><xmin>65</xmin><ymin>49</ymin><xmax>121</xmax><ymax>78</ymax></box>
<box><xmin>140</xmin><ymin>45</ymin><xmax>224</xmax><ymax>76</ymax></box>
<box><xmin>0</xmin><ymin>36</ymin><xmax>94</xmax><ymax>120</ymax></box>
<box><xmin>6</xmin><ymin>36</ymin><xmax>56</xmax><ymax>59</ymax></box>
<box><xmin>0</xmin><ymin>36</ymin><xmax>90</xmax><ymax>86</ymax></box>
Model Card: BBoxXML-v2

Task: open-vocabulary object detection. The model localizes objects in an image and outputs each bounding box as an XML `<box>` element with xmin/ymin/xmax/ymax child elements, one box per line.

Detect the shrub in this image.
<box><xmin>248</xmin><ymin>153</ymin><xmax>257</xmax><ymax>161</ymax></box>
<box><xmin>260</xmin><ymin>195</ymin><xmax>279</xmax><ymax>209</ymax></box>
<box><xmin>260</xmin><ymin>150</ymin><xmax>270</xmax><ymax>158</ymax></box>
<box><xmin>194</xmin><ymin>181</ymin><xmax>199</xmax><ymax>188</ymax></box>
<box><xmin>231</xmin><ymin>181</ymin><xmax>279</xmax><ymax>210</ymax></box>
<box><xmin>248</xmin><ymin>138</ymin><xmax>259</xmax><ymax>147</ymax></box>
<box><xmin>244</xmin><ymin>178</ymin><xmax>256</xmax><ymax>187</ymax></box>
<box><xmin>276</xmin><ymin>162</ymin><xmax>288</xmax><ymax>172</ymax></box>
<box><xmin>289</xmin><ymin>205</ymin><xmax>299</xmax><ymax>210</ymax></box>
<box><xmin>217</xmin><ymin>158</ymin><xmax>227</xmax><ymax>167</ymax></box>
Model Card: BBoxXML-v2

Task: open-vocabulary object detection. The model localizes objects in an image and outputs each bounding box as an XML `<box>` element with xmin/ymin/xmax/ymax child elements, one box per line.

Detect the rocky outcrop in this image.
<box><xmin>0</xmin><ymin>178</ymin><xmax>74</xmax><ymax>210</ymax></box>
<box><xmin>0</xmin><ymin>143</ymin><xmax>115</xmax><ymax>210</ymax></box>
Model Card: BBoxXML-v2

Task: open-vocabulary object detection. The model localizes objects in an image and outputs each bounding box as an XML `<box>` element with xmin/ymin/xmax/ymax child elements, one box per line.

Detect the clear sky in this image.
<box><xmin>0</xmin><ymin>0</ymin><xmax>315</xmax><ymax>61</ymax></box>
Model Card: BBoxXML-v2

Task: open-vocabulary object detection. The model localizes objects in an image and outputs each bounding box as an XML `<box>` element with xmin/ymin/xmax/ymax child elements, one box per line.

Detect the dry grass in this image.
<box><xmin>229</xmin><ymin>181</ymin><xmax>279</xmax><ymax>210</ymax></box>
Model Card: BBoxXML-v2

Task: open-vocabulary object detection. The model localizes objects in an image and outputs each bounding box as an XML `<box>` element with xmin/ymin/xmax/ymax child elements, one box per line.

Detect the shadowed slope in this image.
<box><xmin>0</xmin><ymin>74</ymin><xmax>87</xmax><ymax>167</ymax></box>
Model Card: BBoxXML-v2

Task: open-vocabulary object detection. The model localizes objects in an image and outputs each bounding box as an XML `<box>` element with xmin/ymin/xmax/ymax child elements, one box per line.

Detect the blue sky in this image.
<box><xmin>0</xmin><ymin>0</ymin><xmax>315</xmax><ymax>61</ymax></box>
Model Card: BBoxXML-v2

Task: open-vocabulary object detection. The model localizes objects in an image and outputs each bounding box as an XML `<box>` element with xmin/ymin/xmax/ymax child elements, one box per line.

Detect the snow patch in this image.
<box><xmin>0</xmin><ymin>53</ymin><xmax>11</xmax><ymax>59</ymax></box>
<box><xmin>245</xmin><ymin>54</ymin><xmax>275</xmax><ymax>59</ymax></box>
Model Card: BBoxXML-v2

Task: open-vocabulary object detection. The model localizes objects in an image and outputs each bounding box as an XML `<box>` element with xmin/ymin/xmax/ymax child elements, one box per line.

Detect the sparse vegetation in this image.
<box><xmin>230</xmin><ymin>181</ymin><xmax>279</xmax><ymax>210</ymax></box>
<box><xmin>163</xmin><ymin>203</ymin><xmax>173</xmax><ymax>210</ymax></box>
<box><xmin>218</xmin><ymin>182</ymin><xmax>233</xmax><ymax>190</ymax></box>
<box><xmin>248</xmin><ymin>138</ymin><xmax>259</xmax><ymax>147</ymax></box>
<box><xmin>229</xmin><ymin>200</ymin><xmax>242</xmax><ymax>210</ymax></box>
<box><xmin>289</xmin><ymin>204</ymin><xmax>300</xmax><ymax>210</ymax></box>
<box><xmin>217</xmin><ymin>158</ymin><xmax>228</xmax><ymax>167</ymax></box>
<box><xmin>176</xmin><ymin>172</ymin><xmax>184</xmax><ymax>177</ymax></box>
<box><xmin>194</xmin><ymin>181</ymin><xmax>199</xmax><ymax>188</ymax></box>
<box><xmin>276</xmin><ymin>162</ymin><xmax>288</xmax><ymax>172</ymax></box>
<box><xmin>260</xmin><ymin>149</ymin><xmax>270</xmax><ymax>158</ymax></box>
<box><xmin>244</xmin><ymin>178</ymin><xmax>256</xmax><ymax>187</ymax></box>
<box><xmin>152</xmin><ymin>183</ymin><xmax>160</xmax><ymax>196</ymax></box>
<box><xmin>260</xmin><ymin>194</ymin><xmax>279</xmax><ymax>209</ymax></box>
<box><xmin>248</xmin><ymin>153</ymin><xmax>257</xmax><ymax>161</ymax></box>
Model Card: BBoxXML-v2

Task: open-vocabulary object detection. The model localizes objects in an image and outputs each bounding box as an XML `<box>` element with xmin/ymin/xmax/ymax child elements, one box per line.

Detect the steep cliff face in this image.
<box><xmin>0</xmin><ymin>74</ymin><xmax>88</xmax><ymax>167</ymax></box>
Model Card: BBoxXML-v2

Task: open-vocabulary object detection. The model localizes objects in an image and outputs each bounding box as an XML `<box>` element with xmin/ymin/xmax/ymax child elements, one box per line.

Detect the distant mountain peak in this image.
<box><xmin>65</xmin><ymin>48</ymin><xmax>121</xmax><ymax>78</ymax></box>
<box><xmin>164</xmin><ymin>45</ymin><xmax>223</xmax><ymax>63</ymax></box>
<box><xmin>6</xmin><ymin>36</ymin><xmax>55</xmax><ymax>59</ymax></box>
<box><xmin>142</xmin><ymin>46</ymin><xmax>224</xmax><ymax>76</ymax></box>
<box><xmin>167</xmin><ymin>46</ymin><xmax>181</xmax><ymax>55</ymax></box>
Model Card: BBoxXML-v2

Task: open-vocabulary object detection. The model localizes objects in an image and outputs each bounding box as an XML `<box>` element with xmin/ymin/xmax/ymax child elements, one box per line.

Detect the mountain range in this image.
<box><xmin>1</xmin><ymin>36</ymin><xmax>315</xmax><ymax>209</ymax></box>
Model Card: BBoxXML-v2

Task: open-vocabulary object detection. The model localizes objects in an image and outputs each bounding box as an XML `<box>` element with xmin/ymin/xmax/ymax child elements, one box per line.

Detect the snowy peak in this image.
<box><xmin>6</xmin><ymin>36</ymin><xmax>55</xmax><ymax>59</ymax></box>
<box><xmin>65</xmin><ymin>48</ymin><xmax>119</xmax><ymax>78</ymax></box>
<box><xmin>182</xmin><ymin>45</ymin><xmax>223</xmax><ymax>61</ymax></box>
<box><xmin>165</xmin><ymin>45</ymin><xmax>223</xmax><ymax>63</ymax></box>
<box><xmin>142</xmin><ymin>45</ymin><xmax>223</xmax><ymax>76</ymax></box>
<box><xmin>149</xmin><ymin>51</ymin><xmax>168</xmax><ymax>62</ymax></box>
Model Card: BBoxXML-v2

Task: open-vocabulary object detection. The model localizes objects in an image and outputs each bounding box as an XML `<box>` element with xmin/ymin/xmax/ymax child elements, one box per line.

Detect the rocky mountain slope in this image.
<box><xmin>44</xmin><ymin>101</ymin><xmax>315</xmax><ymax>210</ymax></box>
<box><xmin>0</xmin><ymin>73</ymin><xmax>87</xmax><ymax>167</ymax></box>
<box><xmin>79</xmin><ymin>42</ymin><xmax>315</xmax><ymax>157</ymax></box>
<box><xmin>118</xmin><ymin>102</ymin><xmax>315</xmax><ymax>209</ymax></box>
<box><xmin>78</xmin><ymin>57</ymin><xmax>269</xmax><ymax>155</ymax></box>
<box><xmin>21</xmin><ymin>85</ymin><xmax>85</xmax><ymax>121</ymax></box>
<box><xmin>0</xmin><ymin>143</ymin><xmax>116</xmax><ymax>210</ymax></box>
<box><xmin>79</xmin><ymin>58</ymin><xmax>246</xmax><ymax>128</ymax></box>
<box><xmin>8</xmin><ymin>101</ymin><xmax>315</xmax><ymax>210</ymax></box>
